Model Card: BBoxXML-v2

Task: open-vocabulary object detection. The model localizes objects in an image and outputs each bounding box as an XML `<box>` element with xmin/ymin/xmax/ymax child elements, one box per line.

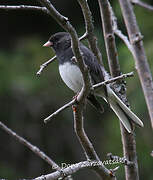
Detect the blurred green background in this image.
<box><xmin>0</xmin><ymin>0</ymin><xmax>153</xmax><ymax>179</ymax></box>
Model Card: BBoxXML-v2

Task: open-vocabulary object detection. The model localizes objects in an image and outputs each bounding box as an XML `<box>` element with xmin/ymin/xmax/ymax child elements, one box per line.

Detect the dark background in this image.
<box><xmin>0</xmin><ymin>0</ymin><xmax>153</xmax><ymax>179</ymax></box>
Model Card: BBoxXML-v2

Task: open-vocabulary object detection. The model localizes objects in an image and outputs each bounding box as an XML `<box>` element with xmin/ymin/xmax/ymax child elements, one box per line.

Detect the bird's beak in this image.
<box><xmin>43</xmin><ymin>41</ymin><xmax>53</xmax><ymax>47</ymax></box>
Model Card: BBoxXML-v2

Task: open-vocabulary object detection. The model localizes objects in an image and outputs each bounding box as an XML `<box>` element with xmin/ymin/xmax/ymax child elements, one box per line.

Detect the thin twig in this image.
<box><xmin>0</xmin><ymin>5</ymin><xmax>49</xmax><ymax>14</ymax></box>
<box><xmin>35</xmin><ymin>160</ymin><xmax>107</xmax><ymax>180</ymax></box>
<box><xmin>0</xmin><ymin>121</ymin><xmax>60</xmax><ymax>171</ymax></box>
<box><xmin>77</xmin><ymin>0</ymin><xmax>103</xmax><ymax>65</ymax></box>
<box><xmin>131</xmin><ymin>0</ymin><xmax>153</xmax><ymax>11</ymax></box>
<box><xmin>114</xmin><ymin>29</ymin><xmax>134</xmax><ymax>55</ymax></box>
<box><xmin>110</xmin><ymin>5</ymin><xmax>134</xmax><ymax>56</ymax></box>
<box><xmin>73</xmin><ymin>105</ymin><xmax>114</xmax><ymax>179</ymax></box>
<box><xmin>44</xmin><ymin>98</ymin><xmax>76</xmax><ymax>123</ymax></box>
<box><xmin>93</xmin><ymin>72</ymin><xmax>134</xmax><ymax>90</ymax></box>
<box><xmin>38</xmin><ymin>0</ymin><xmax>69</xmax><ymax>31</ymax></box>
<box><xmin>107</xmin><ymin>153</ymin><xmax>134</xmax><ymax>166</ymax></box>
<box><xmin>79</xmin><ymin>32</ymin><xmax>88</xmax><ymax>41</ymax></box>
<box><xmin>36</xmin><ymin>56</ymin><xmax>56</xmax><ymax>76</ymax></box>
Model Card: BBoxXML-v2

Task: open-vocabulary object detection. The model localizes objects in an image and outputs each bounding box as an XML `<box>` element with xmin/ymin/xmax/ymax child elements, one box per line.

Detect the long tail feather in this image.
<box><xmin>96</xmin><ymin>86</ymin><xmax>144</xmax><ymax>133</ymax></box>
<box><xmin>109</xmin><ymin>101</ymin><xmax>132</xmax><ymax>133</ymax></box>
<box><xmin>110</xmin><ymin>88</ymin><xmax>144</xmax><ymax>127</ymax></box>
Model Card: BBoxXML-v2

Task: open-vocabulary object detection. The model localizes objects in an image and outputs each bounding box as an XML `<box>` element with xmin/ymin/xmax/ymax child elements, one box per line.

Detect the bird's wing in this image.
<box><xmin>87</xmin><ymin>93</ymin><xmax>104</xmax><ymax>113</ymax></box>
<box><xmin>80</xmin><ymin>44</ymin><xmax>105</xmax><ymax>84</ymax></box>
<box><xmin>80</xmin><ymin>44</ymin><xmax>108</xmax><ymax>100</ymax></box>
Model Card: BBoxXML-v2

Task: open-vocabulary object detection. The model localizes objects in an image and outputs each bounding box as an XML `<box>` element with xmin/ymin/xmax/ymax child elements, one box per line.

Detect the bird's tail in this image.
<box><xmin>97</xmin><ymin>86</ymin><xmax>144</xmax><ymax>133</ymax></box>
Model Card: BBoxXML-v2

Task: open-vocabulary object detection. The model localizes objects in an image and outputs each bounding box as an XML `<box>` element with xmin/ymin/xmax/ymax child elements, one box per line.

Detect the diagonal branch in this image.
<box><xmin>109</xmin><ymin>6</ymin><xmax>134</xmax><ymax>56</ymax></box>
<box><xmin>93</xmin><ymin>72</ymin><xmax>134</xmax><ymax>90</ymax></box>
<box><xmin>0</xmin><ymin>121</ymin><xmax>60</xmax><ymax>171</ymax></box>
<box><xmin>36</xmin><ymin>56</ymin><xmax>56</xmax><ymax>76</ymax></box>
<box><xmin>131</xmin><ymin>0</ymin><xmax>153</xmax><ymax>11</ymax></box>
<box><xmin>35</xmin><ymin>160</ymin><xmax>111</xmax><ymax>180</ymax></box>
<box><xmin>73</xmin><ymin>106</ymin><xmax>115</xmax><ymax>179</ymax></box>
<box><xmin>77</xmin><ymin>0</ymin><xmax>103</xmax><ymax>65</ymax></box>
<box><xmin>44</xmin><ymin>98</ymin><xmax>76</xmax><ymax>123</ymax></box>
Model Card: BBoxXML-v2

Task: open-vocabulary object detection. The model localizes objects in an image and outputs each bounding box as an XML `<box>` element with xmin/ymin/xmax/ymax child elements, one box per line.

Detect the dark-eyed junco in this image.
<box><xmin>43</xmin><ymin>32</ymin><xmax>144</xmax><ymax>133</ymax></box>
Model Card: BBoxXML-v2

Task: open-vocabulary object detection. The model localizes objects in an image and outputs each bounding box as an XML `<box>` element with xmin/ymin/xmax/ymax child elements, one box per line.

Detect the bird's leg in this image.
<box><xmin>72</xmin><ymin>92</ymin><xmax>80</xmax><ymax>112</ymax></box>
<box><xmin>72</xmin><ymin>93</ymin><xmax>80</xmax><ymax>103</ymax></box>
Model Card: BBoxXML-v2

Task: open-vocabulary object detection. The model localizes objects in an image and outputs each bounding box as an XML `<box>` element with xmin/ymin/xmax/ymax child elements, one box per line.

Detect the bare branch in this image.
<box><xmin>79</xmin><ymin>32</ymin><xmax>88</xmax><ymax>41</ymax></box>
<box><xmin>0</xmin><ymin>121</ymin><xmax>60</xmax><ymax>171</ymax></box>
<box><xmin>36</xmin><ymin>56</ymin><xmax>56</xmax><ymax>76</ymax></box>
<box><xmin>38</xmin><ymin>0</ymin><xmax>69</xmax><ymax>31</ymax></box>
<box><xmin>77</xmin><ymin>0</ymin><xmax>103</xmax><ymax>65</ymax></box>
<box><xmin>119</xmin><ymin>0</ymin><xmax>153</xmax><ymax>129</ymax></box>
<box><xmin>98</xmin><ymin>0</ymin><xmax>121</xmax><ymax>78</ymax></box>
<box><xmin>44</xmin><ymin>98</ymin><xmax>76</xmax><ymax>123</ymax></box>
<box><xmin>115</xmin><ymin>29</ymin><xmax>134</xmax><ymax>55</ymax></box>
<box><xmin>93</xmin><ymin>72</ymin><xmax>134</xmax><ymax>90</ymax></box>
<box><xmin>131</xmin><ymin>0</ymin><xmax>153</xmax><ymax>11</ymax></box>
<box><xmin>73</xmin><ymin>105</ymin><xmax>115</xmax><ymax>179</ymax></box>
<box><xmin>0</xmin><ymin>5</ymin><xmax>49</xmax><ymax>14</ymax></box>
<box><xmin>109</xmin><ymin>6</ymin><xmax>134</xmax><ymax>56</ymax></box>
<box><xmin>107</xmin><ymin>153</ymin><xmax>134</xmax><ymax>166</ymax></box>
<box><xmin>35</xmin><ymin>160</ymin><xmax>109</xmax><ymax>180</ymax></box>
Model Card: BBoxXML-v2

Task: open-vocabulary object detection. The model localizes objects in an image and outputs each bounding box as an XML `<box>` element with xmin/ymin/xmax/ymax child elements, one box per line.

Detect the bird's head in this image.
<box><xmin>43</xmin><ymin>32</ymin><xmax>71</xmax><ymax>53</ymax></box>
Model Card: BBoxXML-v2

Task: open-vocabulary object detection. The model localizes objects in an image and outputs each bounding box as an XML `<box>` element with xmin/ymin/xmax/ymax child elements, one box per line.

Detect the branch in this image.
<box><xmin>131</xmin><ymin>0</ymin><xmax>153</xmax><ymax>11</ymax></box>
<box><xmin>35</xmin><ymin>160</ymin><xmax>110</xmax><ymax>180</ymax></box>
<box><xmin>119</xmin><ymin>0</ymin><xmax>153</xmax><ymax>129</ymax></box>
<box><xmin>107</xmin><ymin>153</ymin><xmax>134</xmax><ymax>166</ymax></box>
<box><xmin>98</xmin><ymin>0</ymin><xmax>121</xmax><ymax>78</ymax></box>
<box><xmin>36</xmin><ymin>56</ymin><xmax>56</xmax><ymax>76</ymax></box>
<box><xmin>93</xmin><ymin>72</ymin><xmax>134</xmax><ymax>90</ymax></box>
<box><xmin>98</xmin><ymin>1</ymin><xmax>140</xmax><ymax>180</ymax></box>
<box><xmin>44</xmin><ymin>98</ymin><xmax>76</xmax><ymax>123</ymax></box>
<box><xmin>0</xmin><ymin>121</ymin><xmax>60</xmax><ymax>171</ymax></box>
<box><xmin>72</xmin><ymin>104</ymin><xmax>115</xmax><ymax>179</ymax></box>
<box><xmin>77</xmin><ymin>0</ymin><xmax>103</xmax><ymax>65</ymax></box>
<box><xmin>109</xmin><ymin>6</ymin><xmax>134</xmax><ymax>56</ymax></box>
<box><xmin>0</xmin><ymin>5</ymin><xmax>49</xmax><ymax>14</ymax></box>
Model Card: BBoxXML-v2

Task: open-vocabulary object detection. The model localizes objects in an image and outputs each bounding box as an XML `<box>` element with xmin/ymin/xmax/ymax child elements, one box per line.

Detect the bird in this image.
<box><xmin>43</xmin><ymin>32</ymin><xmax>144</xmax><ymax>133</ymax></box>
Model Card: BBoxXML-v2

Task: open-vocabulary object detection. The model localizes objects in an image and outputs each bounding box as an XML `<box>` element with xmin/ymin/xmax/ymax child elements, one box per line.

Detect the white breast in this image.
<box><xmin>59</xmin><ymin>62</ymin><xmax>83</xmax><ymax>93</ymax></box>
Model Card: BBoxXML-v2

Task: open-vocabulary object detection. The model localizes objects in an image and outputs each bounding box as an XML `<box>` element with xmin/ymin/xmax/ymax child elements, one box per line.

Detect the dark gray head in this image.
<box><xmin>43</xmin><ymin>32</ymin><xmax>71</xmax><ymax>54</ymax></box>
